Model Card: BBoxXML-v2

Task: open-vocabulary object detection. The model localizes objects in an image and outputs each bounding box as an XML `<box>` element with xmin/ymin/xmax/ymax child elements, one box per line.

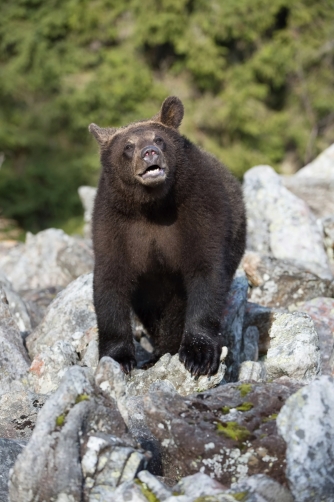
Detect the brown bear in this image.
<box><xmin>89</xmin><ymin>96</ymin><xmax>246</xmax><ymax>376</ymax></box>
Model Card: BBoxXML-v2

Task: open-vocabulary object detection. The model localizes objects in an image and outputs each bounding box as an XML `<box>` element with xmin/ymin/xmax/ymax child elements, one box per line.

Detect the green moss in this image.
<box><xmin>75</xmin><ymin>394</ymin><xmax>90</xmax><ymax>404</ymax></box>
<box><xmin>222</xmin><ymin>406</ymin><xmax>230</xmax><ymax>415</ymax></box>
<box><xmin>194</xmin><ymin>497</ymin><xmax>218</xmax><ymax>502</ymax></box>
<box><xmin>235</xmin><ymin>402</ymin><xmax>254</xmax><ymax>412</ymax></box>
<box><xmin>134</xmin><ymin>479</ymin><xmax>159</xmax><ymax>502</ymax></box>
<box><xmin>262</xmin><ymin>413</ymin><xmax>278</xmax><ymax>423</ymax></box>
<box><xmin>55</xmin><ymin>414</ymin><xmax>66</xmax><ymax>427</ymax></box>
<box><xmin>232</xmin><ymin>492</ymin><xmax>248</xmax><ymax>501</ymax></box>
<box><xmin>237</xmin><ymin>384</ymin><xmax>252</xmax><ymax>397</ymax></box>
<box><xmin>216</xmin><ymin>421</ymin><xmax>250</xmax><ymax>442</ymax></box>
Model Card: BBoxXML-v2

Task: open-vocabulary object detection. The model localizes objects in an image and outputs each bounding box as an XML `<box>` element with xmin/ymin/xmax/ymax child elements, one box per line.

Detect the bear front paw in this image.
<box><xmin>102</xmin><ymin>344</ymin><xmax>137</xmax><ymax>374</ymax></box>
<box><xmin>179</xmin><ymin>334</ymin><xmax>221</xmax><ymax>377</ymax></box>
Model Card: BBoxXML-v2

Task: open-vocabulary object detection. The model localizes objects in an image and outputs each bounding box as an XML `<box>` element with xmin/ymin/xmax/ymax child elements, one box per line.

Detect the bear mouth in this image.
<box><xmin>140</xmin><ymin>165</ymin><xmax>166</xmax><ymax>180</ymax></box>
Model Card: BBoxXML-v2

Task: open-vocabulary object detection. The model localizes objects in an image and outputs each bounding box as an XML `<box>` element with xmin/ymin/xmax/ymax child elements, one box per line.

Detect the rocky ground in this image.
<box><xmin>1</xmin><ymin>144</ymin><xmax>334</xmax><ymax>502</ymax></box>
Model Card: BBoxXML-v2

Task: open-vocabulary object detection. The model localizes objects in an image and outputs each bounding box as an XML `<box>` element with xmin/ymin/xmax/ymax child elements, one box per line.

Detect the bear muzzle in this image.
<box><xmin>136</xmin><ymin>145</ymin><xmax>167</xmax><ymax>185</ymax></box>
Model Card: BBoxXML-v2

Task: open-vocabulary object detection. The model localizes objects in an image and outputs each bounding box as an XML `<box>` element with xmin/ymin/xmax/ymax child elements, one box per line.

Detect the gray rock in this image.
<box><xmin>78</xmin><ymin>186</ymin><xmax>96</xmax><ymax>239</ymax></box>
<box><xmin>0</xmin><ymin>229</ymin><xmax>94</xmax><ymax>290</ymax></box>
<box><xmin>137</xmin><ymin>470</ymin><xmax>172</xmax><ymax>500</ymax></box>
<box><xmin>243</xmin><ymin>251</ymin><xmax>334</xmax><ymax>308</ymax></box>
<box><xmin>0</xmin><ymin>288</ymin><xmax>30</xmax><ymax>393</ymax></box>
<box><xmin>243</xmin><ymin>302</ymin><xmax>275</xmax><ymax>356</ymax></box>
<box><xmin>19</xmin><ymin>286</ymin><xmax>64</xmax><ymax>330</ymax></box>
<box><xmin>288</xmin><ymin>297</ymin><xmax>334</xmax><ymax>375</ymax></box>
<box><xmin>0</xmin><ymin>439</ymin><xmax>27</xmax><ymax>502</ymax></box>
<box><xmin>28</xmin><ymin>341</ymin><xmax>79</xmax><ymax>395</ymax></box>
<box><xmin>126</xmin><ymin>352</ymin><xmax>227</xmax><ymax>397</ymax></box>
<box><xmin>243</xmin><ymin>165</ymin><xmax>332</xmax><ymax>279</ymax></box>
<box><xmin>0</xmin><ymin>390</ymin><xmax>45</xmax><ymax>440</ymax></box>
<box><xmin>229</xmin><ymin>474</ymin><xmax>293</xmax><ymax>502</ymax></box>
<box><xmin>125</xmin><ymin>379</ymin><xmax>302</xmax><ymax>487</ymax></box>
<box><xmin>0</xmin><ymin>276</ymin><xmax>32</xmax><ymax>333</ymax></box>
<box><xmin>96</xmin><ymin>353</ymin><xmax>227</xmax><ymax>400</ymax></box>
<box><xmin>221</xmin><ymin>274</ymin><xmax>249</xmax><ymax>382</ymax></box>
<box><xmin>26</xmin><ymin>273</ymin><xmax>96</xmax><ymax>360</ymax></box>
<box><xmin>265</xmin><ymin>312</ymin><xmax>320</xmax><ymax>382</ymax></box>
<box><xmin>173</xmin><ymin>473</ymin><xmax>229</xmax><ymax>499</ymax></box>
<box><xmin>238</xmin><ymin>361</ymin><xmax>267</xmax><ymax>382</ymax></box>
<box><xmin>277</xmin><ymin>376</ymin><xmax>334</xmax><ymax>502</ymax></box>
<box><xmin>295</xmin><ymin>142</ymin><xmax>334</xmax><ymax>180</ymax></box>
<box><xmin>241</xmin><ymin>326</ymin><xmax>259</xmax><ymax>363</ymax></box>
<box><xmin>9</xmin><ymin>365</ymin><xmax>148</xmax><ymax>502</ymax></box>
<box><xmin>322</xmin><ymin>215</ymin><xmax>334</xmax><ymax>270</ymax></box>
<box><xmin>282</xmin><ymin>176</ymin><xmax>334</xmax><ymax>219</ymax></box>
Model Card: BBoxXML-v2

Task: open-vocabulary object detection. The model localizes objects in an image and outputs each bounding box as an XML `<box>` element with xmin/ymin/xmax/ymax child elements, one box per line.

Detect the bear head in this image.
<box><xmin>89</xmin><ymin>97</ymin><xmax>185</xmax><ymax>203</ymax></box>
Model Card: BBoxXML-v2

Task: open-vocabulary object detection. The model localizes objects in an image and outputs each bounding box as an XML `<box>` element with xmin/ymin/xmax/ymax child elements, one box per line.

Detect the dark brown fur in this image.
<box><xmin>90</xmin><ymin>97</ymin><xmax>246</xmax><ymax>375</ymax></box>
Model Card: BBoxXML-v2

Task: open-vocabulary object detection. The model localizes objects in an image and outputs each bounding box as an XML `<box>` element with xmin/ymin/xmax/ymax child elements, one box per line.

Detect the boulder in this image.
<box><xmin>264</xmin><ymin>312</ymin><xmax>320</xmax><ymax>382</ymax></box>
<box><xmin>322</xmin><ymin>215</ymin><xmax>334</xmax><ymax>273</ymax></box>
<box><xmin>115</xmin><ymin>379</ymin><xmax>302</xmax><ymax>487</ymax></box>
<box><xmin>0</xmin><ymin>273</ymin><xmax>32</xmax><ymax>333</ymax></box>
<box><xmin>289</xmin><ymin>297</ymin><xmax>334</xmax><ymax>376</ymax></box>
<box><xmin>277</xmin><ymin>376</ymin><xmax>334</xmax><ymax>502</ymax></box>
<box><xmin>229</xmin><ymin>474</ymin><xmax>293</xmax><ymax>502</ymax></box>
<box><xmin>0</xmin><ymin>439</ymin><xmax>27</xmax><ymax>502</ymax></box>
<box><xmin>0</xmin><ymin>228</ymin><xmax>94</xmax><ymax>290</ymax></box>
<box><xmin>0</xmin><ymin>390</ymin><xmax>45</xmax><ymax>440</ymax></box>
<box><xmin>221</xmin><ymin>273</ymin><xmax>249</xmax><ymax>382</ymax></box>
<box><xmin>243</xmin><ymin>166</ymin><xmax>332</xmax><ymax>279</ymax></box>
<box><xmin>19</xmin><ymin>285</ymin><xmax>64</xmax><ymax>330</ymax></box>
<box><xmin>243</xmin><ymin>251</ymin><xmax>334</xmax><ymax>308</ymax></box>
<box><xmin>9</xmin><ymin>366</ymin><xmax>149</xmax><ymax>502</ymax></box>
<box><xmin>0</xmin><ymin>287</ymin><xmax>30</xmax><ymax>393</ymax></box>
<box><xmin>78</xmin><ymin>185</ymin><xmax>96</xmax><ymax>239</ymax></box>
<box><xmin>26</xmin><ymin>273</ymin><xmax>96</xmax><ymax>360</ymax></box>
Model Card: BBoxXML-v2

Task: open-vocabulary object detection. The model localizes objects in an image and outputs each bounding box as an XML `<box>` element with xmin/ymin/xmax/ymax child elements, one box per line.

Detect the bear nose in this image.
<box><xmin>141</xmin><ymin>145</ymin><xmax>160</xmax><ymax>164</ymax></box>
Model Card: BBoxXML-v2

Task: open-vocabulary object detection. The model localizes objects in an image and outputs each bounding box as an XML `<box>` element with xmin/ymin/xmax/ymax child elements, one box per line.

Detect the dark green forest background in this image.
<box><xmin>1</xmin><ymin>0</ymin><xmax>334</xmax><ymax>234</ymax></box>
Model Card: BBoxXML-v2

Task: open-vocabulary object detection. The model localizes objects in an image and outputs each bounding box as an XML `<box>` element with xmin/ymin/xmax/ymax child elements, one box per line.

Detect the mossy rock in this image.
<box><xmin>217</xmin><ymin>421</ymin><xmax>250</xmax><ymax>442</ymax></box>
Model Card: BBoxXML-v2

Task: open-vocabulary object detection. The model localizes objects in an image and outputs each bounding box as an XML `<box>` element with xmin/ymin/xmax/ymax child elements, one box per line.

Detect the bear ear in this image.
<box><xmin>89</xmin><ymin>123</ymin><xmax>117</xmax><ymax>145</ymax></box>
<box><xmin>156</xmin><ymin>96</ymin><xmax>184</xmax><ymax>129</ymax></box>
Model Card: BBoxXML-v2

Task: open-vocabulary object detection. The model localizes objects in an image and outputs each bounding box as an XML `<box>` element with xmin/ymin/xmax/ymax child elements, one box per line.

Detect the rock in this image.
<box><xmin>28</xmin><ymin>341</ymin><xmax>79</xmax><ymax>394</ymax></box>
<box><xmin>264</xmin><ymin>312</ymin><xmax>320</xmax><ymax>382</ymax></box>
<box><xmin>0</xmin><ymin>390</ymin><xmax>45</xmax><ymax>440</ymax></box>
<box><xmin>121</xmin><ymin>379</ymin><xmax>302</xmax><ymax>486</ymax></box>
<box><xmin>173</xmin><ymin>472</ymin><xmax>228</xmax><ymax>499</ymax></box>
<box><xmin>238</xmin><ymin>361</ymin><xmax>267</xmax><ymax>382</ymax></box>
<box><xmin>322</xmin><ymin>215</ymin><xmax>334</xmax><ymax>272</ymax></box>
<box><xmin>19</xmin><ymin>285</ymin><xmax>64</xmax><ymax>330</ymax></box>
<box><xmin>243</xmin><ymin>252</ymin><xmax>334</xmax><ymax>308</ymax></box>
<box><xmin>295</xmin><ymin>142</ymin><xmax>334</xmax><ymax>180</ymax></box>
<box><xmin>9</xmin><ymin>365</ymin><xmax>149</xmax><ymax>502</ymax></box>
<box><xmin>241</xmin><ymin>326</ymin><xmax>259</xmax><ymax>363</ymax></box>
<box><xmin>243</xmin><ymin>165</ymin><xmax>332</xmax><ymax>279</ymax></box>
<box><xmin>137</xmin><ymin>470</ymin><xmax>173</xmax><ymax>500</ymax></box>
<box><xmin>221</xmin><ymin>273</ymin><xmax>249</xmax><ymax>382</ymax></box>
<box><xmin>277</xmin><ymin>376</ymin><xmax>334</xmax><ymax>502</ymax></box>
<box><xmin>96</xmin><ymin>352</ymin><xmax>227</xmax><ymax>399</ymax></box>
<box><xmin>78</xmin><ymin>186</ymin><xmax>96</xmax><ymax>239</ymax></box>
<box><xmin>282</xmin><ymin>177</ymin><xmax>334</xmax><ymax>218</ymax></box>
<box><xmin>26</xmin><ymin>273</ymin><xmax>96</xmax><ymax>360</ymax></box>
<box><xmin>0</xmin><ymin>287</ymin><xmax>30</xmax><ymax>393</ymax></box>
<box><xmin>243</xmin><ymin>302</ymin><xmax>275</xmax><ymax>356</ymax></box>
<box><xmin>0</xmin><ymin>274</ymin><xmax>32</xmax><ymax>333</ymax></box>
<box><xmin>289</xmin><ymin>297</ymin><xmax>334</xmax><ymax>375</ymax></box>
<box><xmin>126</xmin><ymin>352</ymin><xmax>227</xmax><ymax>397</ymax></box>
<box><xmin>0</xmin><ymin>439</ymin><xmax>27</xmax><ymax>502</ymax></box>
<box><xmin>229</xmin><ymin>474</ymin><xmax>294</xmax><ymax>502</ymax></box>
<box><xmin>0</xmin><ymin>228</ymin><xmax>94</xmax><ymax>290</ymax></box>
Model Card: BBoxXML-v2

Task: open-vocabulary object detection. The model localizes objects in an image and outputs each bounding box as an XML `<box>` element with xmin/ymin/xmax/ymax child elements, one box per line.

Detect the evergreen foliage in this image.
<box><xmin>0</xmin><ymin>0</ymin><xmax>333</xmax><ymax>231</ymax></box>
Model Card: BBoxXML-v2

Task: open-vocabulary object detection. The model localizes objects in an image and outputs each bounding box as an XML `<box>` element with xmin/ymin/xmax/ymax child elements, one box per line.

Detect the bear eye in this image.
<box><xmin>154</xmin><ymin>137</ymin><xmax>164</xmax><ymax>146</ymax></box>
<box><xmin>124</xmin><ymin>143</ymin><xmax>134</xmax><ymax>151</ymax></box>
